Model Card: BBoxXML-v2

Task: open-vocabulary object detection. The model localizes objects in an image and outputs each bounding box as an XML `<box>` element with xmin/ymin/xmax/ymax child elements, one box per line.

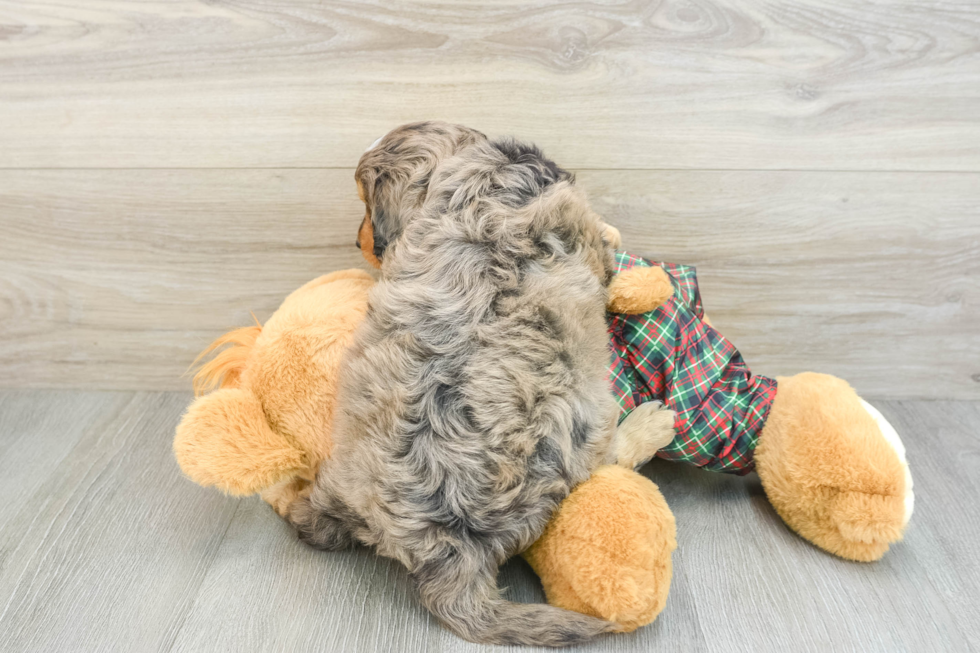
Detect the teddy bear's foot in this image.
<box><xmin>522</xmin><ymin>466</ymin><xmax>676</xmax><ymax>632</ymax></box>
<box><xmin>859</xmin><ymin>398</ymin><xmax>914</xmax><ymax>529</ymax></box>
<box><xmin>174</xmin><ymin>387</ymin><xmax>310</xmax><ymax>496</ymax></box>
<box><xmin>614</xmin><ymin>401</ymin><xmax>676</xmax><ymax>469</ymax></box>
<box><xmin>756</xmin><ymin>373</ymin><xmax>912</xmax><ymax>562</ymax></box>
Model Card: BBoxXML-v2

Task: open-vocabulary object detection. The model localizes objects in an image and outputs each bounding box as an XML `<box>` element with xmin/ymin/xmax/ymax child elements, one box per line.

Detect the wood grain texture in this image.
<box><xmin>2</xmin><ymin>168</ymin><xmax>977</xmax><ymax>398</ymax></box>
<box><xmin>632</xmin><ymin>398</ymin><xmax>980</xmax><ymax>653</ymax></box>
<box><xmin>579</xmin><ymin>169</ymin><xmax>980</xmax><ymax>399</ymax></box>
<box><xmin>169</xmin><ymin>500</ymin><xmax>440</xmax><ymax>653</ymax></box>
<box><xmin>0</xmin><ymin>169</ymin><xmax>370</xmax><ymax>391</ymax></box>
<box><xmin>1</xmin><ymin>0</ymin><xmax>978</xmax><ymax>170</ymax></box>
<box><xmin>0</xmin><ymin>391</ymin><xmax>240</xmax><ymax>653</ymax></box>
<box><xmin>1</xmin><ymin>392</ymin><xmax>977</xmax><ymax>652</ymax></box>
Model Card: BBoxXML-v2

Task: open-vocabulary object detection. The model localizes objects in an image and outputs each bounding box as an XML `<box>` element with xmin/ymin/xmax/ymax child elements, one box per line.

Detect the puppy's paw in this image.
<box><xmin>601</xmin><ymin>223</ymin><xmax>622</xmax><ymax>249</ymax></box>
<box><xmin>615</xmin><ymin>401</ymin><xmax>676</xmax><ymax>470</ymax></box>
<box><xmin>261</xmin><ymin>477</ymin><xmax>312</xmax><ymax>518</ymax></box>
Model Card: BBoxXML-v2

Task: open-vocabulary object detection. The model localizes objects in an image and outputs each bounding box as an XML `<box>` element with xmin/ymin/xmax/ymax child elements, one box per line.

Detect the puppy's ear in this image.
<box><xmin>362</xmin><ymin>173</ymin><xmax>397</xmax><ymax>266</ymax></box>
<box><xmin>354</xmin><ymin>121</ymin><xmax>488</xmax><ymax>256</ymax></box>
<box><xmin>354</xmin><ymin>171</ymin><xmax>388</xmax><ymax>268</ymax></box>
<box><xmin>357</xmin><ymin>210</ymin><xmax>382</xmax><ymax>269</ymax></box>
<box><xmin>370</xmin><ymin>208</ymin><xmax>389</xmax><ymax>261</ymax></box>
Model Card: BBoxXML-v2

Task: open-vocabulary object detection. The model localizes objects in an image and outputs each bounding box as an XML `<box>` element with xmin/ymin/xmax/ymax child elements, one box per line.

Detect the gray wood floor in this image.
<box><xmin>0</xmin><ymin>391</ymin><xmax>976</xmax><ymax>653</ymax></box>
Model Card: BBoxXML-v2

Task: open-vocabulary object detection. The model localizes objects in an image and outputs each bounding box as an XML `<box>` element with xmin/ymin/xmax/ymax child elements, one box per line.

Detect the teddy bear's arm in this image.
<box><xmin>607</xmin><ymin>266</ymin><xmax>674</xmax><ymax>315</ymax></box>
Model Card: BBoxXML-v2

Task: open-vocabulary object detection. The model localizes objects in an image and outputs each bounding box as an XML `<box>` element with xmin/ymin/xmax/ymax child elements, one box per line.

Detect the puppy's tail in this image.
<box><xmin>412</xmin><ymin>546</ymin><xmax>618</xmax><ymax>647</ymax></box>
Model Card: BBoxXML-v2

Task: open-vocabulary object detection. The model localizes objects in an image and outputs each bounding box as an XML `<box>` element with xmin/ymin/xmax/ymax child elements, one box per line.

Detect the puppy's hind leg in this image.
<box><xmin>614</xmin><ymin>401</ymin><xmax>676</xmax><ymax>470</ymax></box>
<box><xmin>262</xmin><ymin>476</ymin><xmax>312</xmax><ymax>518</ymax></box>
<box><xmin>284</xmin><ymin>489</ymin><xmax>357</xmax><ymax>551</ymax></box>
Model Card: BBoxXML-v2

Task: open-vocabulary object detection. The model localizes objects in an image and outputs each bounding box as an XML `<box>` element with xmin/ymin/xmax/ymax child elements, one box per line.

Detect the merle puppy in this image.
<box><xmin>286</xmin><ymin>122</ymin><xmax>664</xmax><ymax>646</ymax></box>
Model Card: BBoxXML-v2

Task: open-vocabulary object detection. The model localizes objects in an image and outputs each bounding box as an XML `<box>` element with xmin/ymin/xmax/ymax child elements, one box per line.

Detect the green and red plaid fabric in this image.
<box><xmin>607</xmin><ymin>252</ymin><xmax>777</xmax><ymax>475</ymax></box>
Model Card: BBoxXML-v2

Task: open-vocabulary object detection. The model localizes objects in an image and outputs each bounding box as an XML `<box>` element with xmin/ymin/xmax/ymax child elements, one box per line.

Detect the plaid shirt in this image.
<box><xmin>608</xmin><ymin>252</ymin><xmax>777</xmax><ymax>475</ymax></box>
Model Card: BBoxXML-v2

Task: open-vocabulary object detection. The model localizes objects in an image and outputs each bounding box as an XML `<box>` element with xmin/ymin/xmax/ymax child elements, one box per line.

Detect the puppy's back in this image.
<box><xmin>339</xmin><ymin>138</ymin><xmax>618</xmax><ymax>645</ymax></box>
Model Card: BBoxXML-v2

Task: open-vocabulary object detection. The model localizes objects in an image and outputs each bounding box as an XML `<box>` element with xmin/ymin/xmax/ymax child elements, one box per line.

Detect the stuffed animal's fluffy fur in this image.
<box><xmin>175</xmin><ymin>265</ymin><xmax>679</xmax><ymax>635</ymax></box>
<box><xmin>174</xmin><ymin>270</ymin><xmax>373</xmax><ymax>512</ymax></box>
<box><xmin>284</xmin><ymin>122</ymin><xmax>673</xmax><ymax>646</ymax></box>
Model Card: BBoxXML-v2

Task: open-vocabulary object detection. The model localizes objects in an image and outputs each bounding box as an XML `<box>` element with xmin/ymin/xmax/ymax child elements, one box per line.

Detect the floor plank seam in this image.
<box><xmin>160</xmin><ymin>498</ymin><xmax>243</xmax><ymax>653</ymax></box>
<box><xmin>0</xmin><ymin>395</ymin><xmax>133</xmax><ymax>629</ymax></box>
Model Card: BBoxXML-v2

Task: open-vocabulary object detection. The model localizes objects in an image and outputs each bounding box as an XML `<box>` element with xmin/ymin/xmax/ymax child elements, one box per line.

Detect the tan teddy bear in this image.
<box><xmin>174</xmin><ymin>252</ymin><xmax>911</xmax><ymax>633</ymax></box>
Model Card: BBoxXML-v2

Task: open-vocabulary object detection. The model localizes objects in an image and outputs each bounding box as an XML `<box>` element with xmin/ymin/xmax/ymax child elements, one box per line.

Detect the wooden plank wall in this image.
<box><xmin>1</xmin><ymin>0</ymin><xmax>978</xmax><ymax>398</ymax></box>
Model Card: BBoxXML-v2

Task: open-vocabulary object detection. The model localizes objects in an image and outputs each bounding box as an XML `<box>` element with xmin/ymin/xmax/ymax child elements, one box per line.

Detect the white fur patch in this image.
<box><xmin>860</xmin><ymin>399</ymin><xmax>915</xmax><ymax>527</ymax></box>
<box><xmin>365</xmin><ymin>135</ymin><xmax>384</xmax><ymax>152</ymax></box>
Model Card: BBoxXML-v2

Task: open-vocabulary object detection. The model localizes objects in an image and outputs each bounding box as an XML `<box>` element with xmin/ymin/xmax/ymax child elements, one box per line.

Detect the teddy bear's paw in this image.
<box><xmin>615</xmin><ymin>401</ymin><xmax>676</xmax><ymax>470</ymax></box>
<box><xmin>607</xmin><ymin>266</ymin><xmax>674</xmax><ymax>315</ymax></box>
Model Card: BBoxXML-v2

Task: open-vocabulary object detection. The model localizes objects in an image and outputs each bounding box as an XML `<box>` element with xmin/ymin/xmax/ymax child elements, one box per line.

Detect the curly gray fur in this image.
<box><xmin>287</xmin><ymin>122</ymin><xmax>621</xmax><ymax>646</ymax></box>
